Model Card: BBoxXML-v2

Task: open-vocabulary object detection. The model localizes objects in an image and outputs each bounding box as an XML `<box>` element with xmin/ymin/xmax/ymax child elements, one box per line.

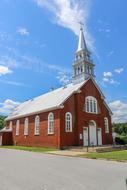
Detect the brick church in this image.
<box><xmin>0</xmin><ymin>27</ymin><xmax>113</xmax><ymax>149</ymax></box>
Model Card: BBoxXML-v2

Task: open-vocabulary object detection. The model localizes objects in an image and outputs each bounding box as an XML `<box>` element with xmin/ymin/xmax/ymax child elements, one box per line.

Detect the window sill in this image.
<box><xmin>47</xmin><ymin>133</ymin><xmax>54</xmax><ymax>135</ymax></box>
<box><xmin>105</xmin><ymin>131</ymin><xmax>109</xmax><ymax>134</ymax></box>
<box><xmin>85</xmin><ymin>111</ymin><xmax>98</xmax><ymax>114</ymax></box>
<box><xmin>66</xmin><ymin>131</ymin><xmax>73</xmax><ymax>133</ymax></box>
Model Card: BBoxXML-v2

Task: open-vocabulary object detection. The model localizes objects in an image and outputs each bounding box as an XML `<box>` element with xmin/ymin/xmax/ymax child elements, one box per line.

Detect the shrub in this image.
<box><xmin>115</xmin><ymin>136</ymin><xmax>127</xmax><ymax>145</ymax></box>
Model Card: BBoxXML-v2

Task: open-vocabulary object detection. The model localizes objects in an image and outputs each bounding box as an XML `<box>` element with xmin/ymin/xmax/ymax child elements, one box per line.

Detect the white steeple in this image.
<box><xmin>77</xmin><ymin>26</ymin><xmax>87</xmax><ymax>52</ymax></box>
<box><xmin>72</xmin><ymin>26</ymin><xmax>95</xmax><ymax>84</ymax></box>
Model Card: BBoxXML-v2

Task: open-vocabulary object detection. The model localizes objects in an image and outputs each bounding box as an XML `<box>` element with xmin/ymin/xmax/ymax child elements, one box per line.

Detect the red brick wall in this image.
<box><xmin>7</xmin><ymin>110</ymin><xmax>61</xmax><ymax>148</ymax></box>
<box><xmin>59</xmin><ymin>94</ymin><xmax>77</xmax><ymax>148</ymax></box>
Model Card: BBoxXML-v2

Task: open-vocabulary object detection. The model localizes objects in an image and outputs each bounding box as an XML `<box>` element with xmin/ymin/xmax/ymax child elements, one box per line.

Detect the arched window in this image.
<box><xmin>9</xmin><ymin>121</ymin><xmax>12</xmax><ymax>130</ymax></box>
<box><xmin>48</xmin><ymin>113</ymin><xmax>54</xmax><ymax>134</ymax></box>
<box><xmin>24</xmin><ymin>118</ymin><xmax>29</xmax><ymax>136</ymax></box>
<box><xmin>104</xmin><ymin>117</ymin><xmax>109</xmax><ymax>133</ymax></box>
<box><xmin>89</xmin><ymin>120</ymin><xmax>96</xmax><ymax>127</ymax></box>
<box><xmin>16</xmin><ymin>120</ymin><xmax>20</xmax><ymax>136</ymax></box>
<box><xmin>85</xmin><ymin>96</ymin><xmax>98</xmax><ymax>114</ymax></box>
<box><xmin>65</xmin><ymin>112</ymin><xmax>72</xmax><ymax>132</ymax></box>
<box><xmin>35</xmin><ymin>115</ymin><xmax>40</xmax><ymax>135</ymax></box>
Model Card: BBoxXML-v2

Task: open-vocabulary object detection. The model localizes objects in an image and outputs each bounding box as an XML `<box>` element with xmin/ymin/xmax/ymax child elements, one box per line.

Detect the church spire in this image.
<box><xmin>72</xmin><ymin>25</ymin><xmax>95</xmax><ymax>84</ymax></box>
<box><xmin>77</xmin><ymin>25</ymin><xmax>87</xmax><ymax>52</ymax></box>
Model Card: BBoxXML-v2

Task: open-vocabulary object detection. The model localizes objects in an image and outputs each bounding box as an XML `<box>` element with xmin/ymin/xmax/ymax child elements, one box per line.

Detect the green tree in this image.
<box><xmin>112</xmin><ymin>123</ymin><xmax>127</xmax><ymax>135</ymax></box>
<box><xmin>0</xmin><ymin>115</ymin><xmax>6</xmax><ymax>130</ymax></box>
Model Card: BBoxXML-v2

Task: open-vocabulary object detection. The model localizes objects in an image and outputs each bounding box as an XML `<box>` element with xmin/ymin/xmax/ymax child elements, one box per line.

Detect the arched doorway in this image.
<box><xmin>89</xmin><ymin>120</ymin><xmax>97</xmax><ymax>146</ymax></box>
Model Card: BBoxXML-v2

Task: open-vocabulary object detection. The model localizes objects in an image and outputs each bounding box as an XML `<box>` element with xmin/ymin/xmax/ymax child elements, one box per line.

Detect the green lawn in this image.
<box><xmin>0</xmin><ymin>146</ymin><xmax>57</xmax><ymax>153</ymax></box>
<box><xmin>83</xmin><ymin>150</ymin><xmax>127</xmax><ymax>161</ymax></box>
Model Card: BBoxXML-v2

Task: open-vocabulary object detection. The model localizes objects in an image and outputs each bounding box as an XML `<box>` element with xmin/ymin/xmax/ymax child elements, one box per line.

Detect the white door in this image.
<box><xmin>89</xmin><ymin>121</ymin><xmax>97</xmax><ymax>146</ymax></box>
<box><xmin>83</xmin><ymin>127</ymin><xmax>88</xmax><ymax>146</ymax></box>
<box><xmin>0</xmin><ymin>135</ymin><xmax>2</xmax><ymax>146</ymax></box>
<box><xmin>97</xmin><ymin>128</ymin><xmax>102</xmax><ymax>146</ymax></box>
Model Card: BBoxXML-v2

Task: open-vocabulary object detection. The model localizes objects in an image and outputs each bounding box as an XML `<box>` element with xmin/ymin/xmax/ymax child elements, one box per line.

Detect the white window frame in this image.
<box><xmin>48</xmin><ymin>113</ymin><xmax>54</xmax><ymax>135</ymax></box>
<box><xmin>16</xmin><ymin>120</ymin><xmax>20</xmax><ymax>136</ymax></box>
<box><xmin>34</xmin><ymin>115</ymin><xmax>40</xmax><ymax>135</ymax></box>
<box><xmin>9</xmin><ymin>121</ymin><xmax>12</xmax><ymax>130</ymax></box>
<box><xmin>24</xmin><ymin>118</ymin><xmax>29</xmax><ymax>136</ymax></box>
<box><xmin>85</xmin><ymin>96</ymin><xmax>98</xmax><ymax>114</ymax></box>
<box><xmin>104</xmin><ymin>117</ymin><xmax>109</xmax><ymax>133</ymax></box>
<box><xmin>65</xmin><ymin>112</ymin><xmax>72</xmax><ymax>132</ymax></box>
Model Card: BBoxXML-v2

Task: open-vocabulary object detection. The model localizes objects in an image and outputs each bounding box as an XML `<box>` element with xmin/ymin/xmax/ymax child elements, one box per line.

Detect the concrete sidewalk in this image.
<box><xmin>47</xmin><ymin>150</ymin><xmax>86</xmax><ymax>157</ymax></box>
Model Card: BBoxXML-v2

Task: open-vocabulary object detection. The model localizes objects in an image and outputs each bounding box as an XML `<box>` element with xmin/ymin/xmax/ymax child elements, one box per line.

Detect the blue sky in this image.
<box><xmin>0</xmin><ymin>0</ymin><xmax>127</xmax><ymax>123</ymax></box>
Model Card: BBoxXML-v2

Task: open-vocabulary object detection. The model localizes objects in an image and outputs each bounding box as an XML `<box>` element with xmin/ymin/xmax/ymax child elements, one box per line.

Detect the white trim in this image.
<box><xmin>0</xmin><ymin>135</ymin><xmax>2</xmax><ymax>146</ymax></box>
<box><xmin>24</xmin><ymin>118</ymin><xmax>29</xmax><ymax>136</ymax></box>
<box><xmin>90</xmin><ymin>77</ymin><xmax>113</xmax><ymax>115</ymax></box>
<box><xmin>103</xmin><ymin>101</ymin><xmax>113</xmax><ymax>116</ymax></box>
<box><xmin>85</xmin><ymin>96</ymin><xmax>98</xmax><ymax>114</ymax></box>
<box><xmin>48</xmin><ymin>112</ymin><xmax>54</xmax><ymax>135</ymax></box>
<box><xmin>83</xmin><ymin>127</ymin><xmax>88</xmax><ymax>146</ymax></box>
<box><xmin>89</xmin><ymin>120</ymin><xmax>97</xmax><ymax>146</ymax></box>
<box><xmin>97</xmin><ymin>128</ymin><xmax>102</xmax><ymax>146</ymax></box>
<box><xmin>104</xmin><ymin>117</ymin><xmax>109</xmax><ymax>133</ymax></box>
<box><xmin>9</xmin><ymin>121</ymin><xmax>12</xmax><ymax>130</ymax></box>
<box><xmin>5</xmin><ymin>106</ymin><xmax>60</xmax><ymax>121</ymax></box>
<box><xmin>90</xmin><ymin>77</ymin><xmax>105</xmax><ymax>99</ymax></box>
<box><xmin>65</xmin><ymin>112</ymin><xmax>72</xmax><ymax>132</ymax></box>
<box><xmin>34</xmin><ymin>115</ymin><xmax>40</xmax><ymax>135</ymax></box>
<box><xmin>16</xmin><ymin>120</ymin><xmax>20</xmax><ymax>136</ymax></box>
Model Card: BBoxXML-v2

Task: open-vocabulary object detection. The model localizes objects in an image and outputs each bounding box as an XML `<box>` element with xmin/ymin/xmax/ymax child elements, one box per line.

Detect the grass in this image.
<box><xmin>0</xmin><ymin>146</ymin><xmax>57</xmax><ymax>153</ymax></box>
<box><xmin>82</xmin><ymin>150</ymin><xmax>127</xmax><ymax>161</ymax></box>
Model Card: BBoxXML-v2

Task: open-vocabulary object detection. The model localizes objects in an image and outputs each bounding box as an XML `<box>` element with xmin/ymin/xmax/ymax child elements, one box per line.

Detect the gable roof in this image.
<box><xmin>6</xmin><ymin>77</ymin><xmax>112</xmax><ymax>121</ymax></box>
<box><xmin>87</xmin><ymin>77</ymin><xmax>112</xmax><ymax>115</ymax></box>
<box><xmin>6</xmin><ymin>80</ymin><xmax>87</xmax><ymax>121</ymax></box>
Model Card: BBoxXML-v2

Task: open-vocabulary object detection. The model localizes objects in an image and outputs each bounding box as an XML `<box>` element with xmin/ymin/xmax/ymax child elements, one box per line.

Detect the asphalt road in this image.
<box><xmin>0</xmin><ymin>148</ymin><xmax>127</xmax><ymax>190</ymax></box>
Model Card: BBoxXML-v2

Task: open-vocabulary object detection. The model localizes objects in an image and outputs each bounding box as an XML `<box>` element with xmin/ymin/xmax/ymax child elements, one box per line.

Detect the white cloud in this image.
<box><xmin>0</xmin><ymin>65</ymin><xmax>12</xmax><ymax>76</ymax></box>
<box><xmin>0</xmin><ymin>54</ymin><xmax>17</xmax><ymax>68</ymax></box>
<box><xmin>34</xmin><ymin>0</ymin><xmax>94</xmax><ymax>51</ymax></box>
<box><xmin>17</xmin><ymin>27</ymin><xmax>29</xmax><ymax>36</ymax></box>
<box><xmin>103</xmin><ymin>71</ymin><xmax>119</xmax><ymax>85</ymax></box>
<box><xmin>0</xmin><ymin>99</ymin><xmax>20</xmax><ymax>115</ymax></box>
<box><xmin>107</xmin><ymin>51</ymin><xmax>114</xmax><ymax>57</ymax></box>
<box><xmin>109</xmin><ymin>100</ymin><xmax>127</xmax><ymax>123</ymax></box>
<box><xmin>56</xmin><ymin>71</ymin><xmax>71</xmax><ymax>85</ymax></box>
<box><xmin>0</xmin><ymin>31</ymin><xmax>11</xmax><ymax>41</ymax></box>
<box><xmin>115</xmin><ymin>68</ymin><xmax>124</xmax><ymax>74</ymax></box>
<box><xmin>0</xmin><ymin>45</ymin><xmax>71</xmax><ymax>85</ymax></box>
<box><xmin>109</xmin><ymin>79</ymin><xmax>119</xmax><ymax>85</ymax></box>
<box><xmin>98</xmin><ymin>28</ymin><xmax>111</xmax><ymax>33</ymax></box>
<box><xmin>103</xmin><ymin>71</ymin><xmax>112</xmax><ymax>78</ymax></box>
<box><xmin>102</xmin><ymin>77</ymin><xmax>119</xmax><ymax>85</ymax></box>
<box><xmin>0</xmin><ymin>79</ymin><xmax>28</xmax><ymax>87</ymax></box>
<box><xmin>103</xmin><ymin>77</ymin><xmax>109</xmax><ymax>82</ymax></box>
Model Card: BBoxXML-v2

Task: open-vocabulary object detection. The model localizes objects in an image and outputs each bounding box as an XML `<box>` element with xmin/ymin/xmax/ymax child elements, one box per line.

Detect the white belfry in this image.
<box><xmin>72</xmin><ymin>26</ymin><xmax>95</xmax><ymax>84</ymax></box>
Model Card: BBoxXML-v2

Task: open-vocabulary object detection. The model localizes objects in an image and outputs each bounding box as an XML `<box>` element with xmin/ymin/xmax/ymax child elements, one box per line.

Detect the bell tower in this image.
<box><xmin>72</xmin><ymin>26</ymin><xmax>95</xmax><ymax>84</ymax></box>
